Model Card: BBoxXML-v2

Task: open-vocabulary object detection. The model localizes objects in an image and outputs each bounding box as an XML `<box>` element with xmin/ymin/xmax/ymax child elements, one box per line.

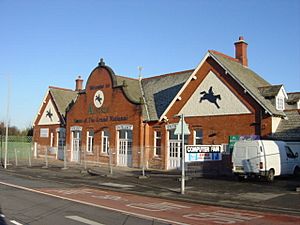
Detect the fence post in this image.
<box><xmin>43</xmin><ymin>147</ymin><xmax>48</xmax><ymax>168</ymax></box>
<box><xmin>63</xmin><ymin>146</ymin><xmax>67</xmax><ymax>170</ymax></box>
<box><xmin>34</xmin><ymin>142</ymin><xmax>37</xmax><ymax>158</ymax></box>
<box><xmin>28</xmin><ymin>145</ymin><xmax>32</xmax><ymax>167</ymax></box>
<box><xmin>109</xmin><ymin>148</ymin><xmax>113</xmax><ymax>175</ymax></box>
<box><xmin>83</xmin><ymin>149</ymin><xmax>87</xmax><ymax>170</ymax></box>
<box><xmin>14</xmin><ymin>148</ymin><xmax>18</xmax><ymax>167</ymax></box>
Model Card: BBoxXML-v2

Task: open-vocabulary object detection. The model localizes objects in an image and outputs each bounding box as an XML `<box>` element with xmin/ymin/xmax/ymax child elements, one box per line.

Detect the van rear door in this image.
<box><xmin>233</xmin><ymin>142</ymin><xmax>260</xmax><ymax>174</ymax></box>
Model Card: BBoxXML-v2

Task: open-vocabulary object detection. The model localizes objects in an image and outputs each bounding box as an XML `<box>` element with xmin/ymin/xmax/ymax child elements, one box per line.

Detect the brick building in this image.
<box><xmin>33</xmin><ymin>37</ymin><xmax>300</xmax><ymax>170</ymax></box>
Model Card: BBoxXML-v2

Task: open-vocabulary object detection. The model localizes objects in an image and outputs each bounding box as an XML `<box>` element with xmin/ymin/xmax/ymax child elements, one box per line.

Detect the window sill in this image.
<box><xmin>86</xmin><ymin>152</ymin><xmax>94</xmax><ymax>156</ymax></box>
<box><xmin>153</xmin><ymin>155</ymin><xmax>162</xmax><ymax>160</ymax></box>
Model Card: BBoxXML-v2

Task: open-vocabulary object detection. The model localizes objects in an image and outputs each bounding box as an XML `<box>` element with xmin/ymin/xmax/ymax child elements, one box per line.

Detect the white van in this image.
<box><xmin>232</xmin><ymin>140</ymin><xmax>299</xmax><ymax>182</ymax></box>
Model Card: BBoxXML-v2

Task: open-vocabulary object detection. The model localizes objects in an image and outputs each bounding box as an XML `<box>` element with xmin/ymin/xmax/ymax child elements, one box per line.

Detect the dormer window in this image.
<box><xmin>276</xmin><ymin>96</ymin><xmax>285</xmax><ymax>111</ymax></box>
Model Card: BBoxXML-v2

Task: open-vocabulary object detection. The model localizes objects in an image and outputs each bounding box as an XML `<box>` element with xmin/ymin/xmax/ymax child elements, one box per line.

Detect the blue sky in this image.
<box><xmin>0</xmin><ymin>0</ymin><xmax>299</xmax><ymax>129</ymax></box>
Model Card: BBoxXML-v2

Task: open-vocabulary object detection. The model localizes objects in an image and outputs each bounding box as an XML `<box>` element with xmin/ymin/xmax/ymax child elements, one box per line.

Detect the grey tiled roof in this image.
<box><xmin>209</xmin><ymin>51</ymin><xmax>285</xmax><ymax>117</ymax></box>
<box><xmin>115</xmin><ymin>76</ymin><xmax>142</xmax><ymax>104</ymax></box>
<box><xmin>49</xmin><ymin>87</ymin><xmax>78</xmax><ymax>118</ymax></box>
<box><xmin>287</xmin><ymin>92</ymin><xmax>300</xmax><ymax>103</ymax></box>
<box><xmin>258</xmin><ymin>85</ymin><xmax>282</xmax><ymax>98</ymax></box>
<box><xmin>271</xmin><ymin>110</ymin><xmax>300</xmax><ymax>141</ymax></box>
<box><xmin>142</xmin><ymin>70</ymin><xmax>193</xmax><ymax>121</ymax></box>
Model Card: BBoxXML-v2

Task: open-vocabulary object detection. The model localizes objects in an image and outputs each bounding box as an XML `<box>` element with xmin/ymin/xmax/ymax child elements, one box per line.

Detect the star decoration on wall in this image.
<box><xmin>46</xmin><ymin>109</ymin><xmax>53</xmax><ymax>121</ymax></box>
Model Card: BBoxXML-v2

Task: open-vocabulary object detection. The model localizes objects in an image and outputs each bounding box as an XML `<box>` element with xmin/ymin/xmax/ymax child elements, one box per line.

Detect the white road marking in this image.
<box><xmin>0</xmin><ymin>181</ymin><xmax>188</xmax><ymax>225</ymax></box>
<box><xmin>10</xmin><ymin>220</ymin><xmax>23</xmax><ymax>225</ymax></box>
<box><xmin>127</xmin><ymin>202</ymin><xmax>190</xmax><ymax>211</ymax></box>
<box><xmin>66</xmin><ymin>216</ymin><xmax>105</xmax><ymax>225</ymax></box>
<box><xmin>183</xmin><ymin>210</ymin><xmax>263</xmax><ymax>224</ymax></box>
<box><xmin>99</xmin><ymin>183</ymin><xmax>134</xmax><ymax>188</ymax></box>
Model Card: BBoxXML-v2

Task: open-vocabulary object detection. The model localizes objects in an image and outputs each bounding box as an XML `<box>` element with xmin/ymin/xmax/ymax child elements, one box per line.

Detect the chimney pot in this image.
<box><xmin>234</xmin><ymin>36</ymin><xmax>248</xmax><ymax>67</ymax></box>
<box><xmin>75</xmin><ymin>75</ymin><xmax>83</xmax><ymax>91</ymax></box>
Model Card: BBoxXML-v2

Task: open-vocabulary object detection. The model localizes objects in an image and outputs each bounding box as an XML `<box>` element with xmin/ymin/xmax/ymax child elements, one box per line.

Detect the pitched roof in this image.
<box><xmin>142</xmin><ymin>70</ymin><xmax>193</xmax><ymax>121</ymax></box>
<box><xmin>258</xmin><ymin>85</ymin><xmax>283</xmax><ymax>98</ymax></box>
<box><xmin>209</xmin><ymin>50</ymin><xmax>285</xmax><ymax>117</ymax></box>
<box><xmin>287</xmin><ymin>92</ymin><xmax>300</xmax><ymax>104</ymax></box>
<box><xmin>49</xmin><ymin>86</ymin><xmax>78</xmax><ymax>118</ymax></box>
<box><xmin>115</xmin><ymin>75</ymin><xmax>142</xmax><ymax>104</ymax></box>
<box><xmin>271</xmin><ymin>110</ymin><xmax>300</xmax><ymax>141</ymax></box>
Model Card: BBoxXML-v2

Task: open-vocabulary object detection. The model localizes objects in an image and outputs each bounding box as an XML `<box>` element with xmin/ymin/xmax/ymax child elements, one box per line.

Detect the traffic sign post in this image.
<box><xmin>174</xmin><ymin>114</ymin><xmax>190</xmax><ymax>195</ymax></box>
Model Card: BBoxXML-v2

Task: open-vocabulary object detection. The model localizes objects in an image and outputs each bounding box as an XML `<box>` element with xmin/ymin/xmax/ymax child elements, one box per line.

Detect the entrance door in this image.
<box><xmin>72</xmin><ymin>131</ymin><xmax>81</xmax><ymax>162</ymax></box>
<box><xmin>167</xmin><ymin>129</ymin><xmax>188</xmax><ymax>170</ymax></box>
<box><xmin>118</xmin><ymin>130</ymin><xmax>132</xmax><ymax>167</ymax></box>
<box><xmin>57</xmin><ymin>129</ymin><xmax>66</xmax><ymax>160</ymax></box>
<box><xmin>169</xmin><ymin>140</ymin><xmax>181</xmax><ymax>169</ymax></box>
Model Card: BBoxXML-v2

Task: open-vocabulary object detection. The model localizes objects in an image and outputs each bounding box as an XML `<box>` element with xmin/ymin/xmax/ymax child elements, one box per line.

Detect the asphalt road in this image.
<box><xmin>0</xmin><ymin>166</ymin><xmax>300</xmax><ymax>225</ymax></box>
<box><xmin>0</xmin><ymin>180</ymin><xmax>167</xmax><ymax>225</ymax></box>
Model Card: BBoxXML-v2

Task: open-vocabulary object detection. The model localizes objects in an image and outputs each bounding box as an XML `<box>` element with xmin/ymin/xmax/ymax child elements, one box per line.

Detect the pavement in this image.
<box><xmin>1</xmin><ymin>159</ymin><xmax>300</xmax><ymax>216</ymax></box>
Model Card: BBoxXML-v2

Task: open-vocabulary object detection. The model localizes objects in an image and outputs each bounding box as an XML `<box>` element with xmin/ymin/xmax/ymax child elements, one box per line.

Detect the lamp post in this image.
<box><xmin>174</xmin><ymin>114</ymin><xmax>190</xmax><ymax>195</ymax></box>
<box><xmin>4</xmin><ymin>75</ymin><xmax>10</xmax><ymax>169</ymax></box>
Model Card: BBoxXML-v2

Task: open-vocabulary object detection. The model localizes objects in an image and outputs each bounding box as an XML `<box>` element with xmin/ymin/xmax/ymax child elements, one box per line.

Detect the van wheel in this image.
<box><xmin>294</xmin><ymin>167</ymin><xmax>300</xmax><ymax>177</ymax></box>
<box><xmin>266</xmin><ymin>169</ymin><xmax>275</xmax><ymax>182</ymax></box>
<box><xmin>235</xmin><ymin>175</ymin><xmax>244</xmax><ymax>182</ymax></box>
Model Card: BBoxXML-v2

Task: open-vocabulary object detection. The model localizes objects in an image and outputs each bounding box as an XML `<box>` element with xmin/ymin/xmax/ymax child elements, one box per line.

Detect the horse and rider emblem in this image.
<box><xmin>94</xmin><ymin>90</ymin><xmax>104</xmax><ymax>108</ymax></box>
<box><xmin>95</xmin><ymin>94</ymin><xmax>102</xmax><ymax>105</ymax></box>
<box><xmin>199</xmin><ymin>86</ymin><xmax>221</xmax><ymax>108</ymax></box>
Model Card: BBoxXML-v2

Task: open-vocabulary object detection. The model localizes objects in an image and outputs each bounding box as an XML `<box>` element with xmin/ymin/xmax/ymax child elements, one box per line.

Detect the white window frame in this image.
<box><xmin>154</xmin><ymin>131</ymin><xmax>162</xmax><ymax>156</ymax></box>
<box><xmin>276</xmin><ymin>96</ymin><xmax>285</xmax><ymax>111</ymax></box>
<box><xmin>86</xmin><ymin>130</ymin><xmax>94</xmax><ymax>153</ymax></box>
<box><xmin>193</xmin><ymin>129</ymin><xmax>203</xmax><ymax>145</ymax></box>
<box><xmin>101</xmin><ymin>130</ymin><xmax>109</xmax><ymax>154</ymax></box>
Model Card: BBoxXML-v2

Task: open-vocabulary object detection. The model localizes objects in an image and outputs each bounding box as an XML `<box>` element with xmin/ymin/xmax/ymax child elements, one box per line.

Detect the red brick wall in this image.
<box><xmin>33</xmin><ymin>93</ymin><xmax>62</xmax><ymax>154</ymax></box>
<box><xmin>145</xmin><ymin>56</ymin><xmax>273</xmax><ymax>169</ymax></box>
<box><xmin>66</xmin><ymin>66</ymin><xmax>143</xmax><ymax>167</ymax></box>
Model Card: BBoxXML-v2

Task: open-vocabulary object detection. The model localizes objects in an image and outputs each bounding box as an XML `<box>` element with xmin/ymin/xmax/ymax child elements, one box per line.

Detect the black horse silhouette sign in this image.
<box><xmin>199</xmin><ymin>86</ymin><xmax>221</xmax><ymax>108</ymax></box>
<box><xmin>95</xmin><ymin>94</ymin><xmax>102</xmax><ymax>104</ymax></box>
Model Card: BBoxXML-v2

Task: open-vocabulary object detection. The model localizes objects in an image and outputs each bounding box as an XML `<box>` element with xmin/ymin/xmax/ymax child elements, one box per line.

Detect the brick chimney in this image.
<box><xmin>234</xmin><ymin>36</ymin><xmax>248</xmax><ymax>67</ymax></box>
<box><xmin>75</xmin><ymin>76</ymin><xmax>83</xmax><ymax>91</ymax></box>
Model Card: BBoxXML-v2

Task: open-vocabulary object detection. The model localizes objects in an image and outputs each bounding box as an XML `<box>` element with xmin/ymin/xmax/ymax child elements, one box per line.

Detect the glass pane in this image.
<box><xmin>119</xmin><ymin>130</ymin><xmax>126</xmax><ymax>139</ymax></box>
<box><xmin>127</xmin><ymin>131</ymin><xmax>133</xmax><ymax>140</ymax></box>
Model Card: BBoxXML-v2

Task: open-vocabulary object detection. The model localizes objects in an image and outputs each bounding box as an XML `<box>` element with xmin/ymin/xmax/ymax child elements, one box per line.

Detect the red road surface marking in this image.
<box><xmin>36</xmin><ymin>187</ymin><xmax>300</xmax><ymax>225</ymax></box>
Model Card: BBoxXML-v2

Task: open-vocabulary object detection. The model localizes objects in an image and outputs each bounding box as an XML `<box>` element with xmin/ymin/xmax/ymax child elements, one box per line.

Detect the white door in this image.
<box><xmin>72</xmin><ymin>131</ymin><xmax>81</xmax><ymax>162</ymax></box>
<box><xmin>168</xmin><ymin>140</ymin><xmax>181</xmax><ymax>169</ymax></box>
<box><xmin>118</xmin><ymin>130</ymin><xmax>132</xmax><ymax>167</ymax></box>
<box><xmin>57</xmin><ymin>130</ymin><xmax>65</xmax><ymax>160</ymax></box>
<box><xmin>167</xmin><ymin>129</ymin><xmax>188</xmax><ymax>170</ymax></box>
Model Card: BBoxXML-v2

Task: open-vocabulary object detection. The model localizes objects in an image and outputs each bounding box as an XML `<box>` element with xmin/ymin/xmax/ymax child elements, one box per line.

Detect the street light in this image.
<box><xmin>174</xmin><ymin>114</ymin><xmax>190</xmax><ymax>195</ymax></box>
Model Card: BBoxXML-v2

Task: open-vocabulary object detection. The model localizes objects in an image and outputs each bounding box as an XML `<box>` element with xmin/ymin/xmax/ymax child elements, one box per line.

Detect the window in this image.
<box><xmin>154</xmin><ymin>131</ymin><xmax>162</xmax><ymax>156</ymax></box>
<box><xmin>276</xmin><ymin>97</ymin><xmax>284</xmax><ymax>110</ymax></box>
<box><xmin>102</xmin><ymin>129</ymin><xmax>109</xmax><ymax>154</ymax></box>
<box><xmin>194</xmin><ymin>129</ymin><xmax>203</xmax><ymax>145</ymax></box>
<box><xmin>285</xmin><ymin>146</ymin><xmax>295</xmax><ymax>158</ymax></box>
<box><xmin>40</xmin><ymin>128</ymin><xmax>49</xmax><ymax>138</ymax></box>
<box><xmin>87</xmin><ymin>130</ymin><xmax>94</xmax><ymax>153</ymax></box>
